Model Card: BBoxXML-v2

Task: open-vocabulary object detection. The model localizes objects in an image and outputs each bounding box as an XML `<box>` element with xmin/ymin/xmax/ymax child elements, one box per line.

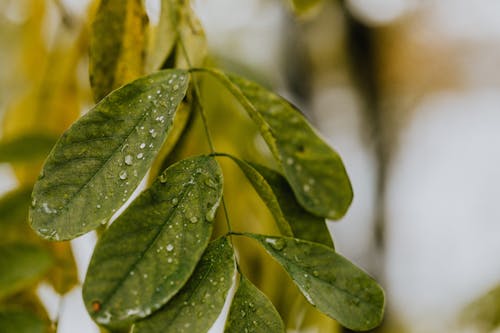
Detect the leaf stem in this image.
<box><xmin>177</xmin><ymin>35</ymin><xmax>234</xmax><ymax>236</ymax></box>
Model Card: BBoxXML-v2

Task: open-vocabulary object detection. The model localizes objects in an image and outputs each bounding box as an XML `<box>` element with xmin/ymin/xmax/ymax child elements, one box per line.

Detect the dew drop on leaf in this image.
<box><xmin>124</xmin><ymin>155</ymin><xmax>133</xmax><ymax>165</ymax></box>
<box><xmin>166</xmin><ymin>244</ymin><xmax>174</xmax><ymax>252</ymax></box>
<box><xmin>119</xmin><ymin>170</ymin><xmax>128</xmax><ymax>180</ymax></box>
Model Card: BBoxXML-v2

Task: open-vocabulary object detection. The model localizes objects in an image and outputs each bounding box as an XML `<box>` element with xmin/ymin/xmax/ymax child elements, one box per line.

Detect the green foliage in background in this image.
<box><xmin>0</xmin><ymin>0</ymin><xmax>384</xmax><ymax>332</ymax></box>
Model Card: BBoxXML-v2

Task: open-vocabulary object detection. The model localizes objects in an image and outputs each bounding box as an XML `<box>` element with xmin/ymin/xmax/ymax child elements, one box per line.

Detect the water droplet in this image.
<box><xmin>96</xmin><ymin>204</ymin><xmax>101</xmax><ymax>209</ymax></box>
<box><xmin>124</xmin><ymin>155</ymin><xmax>133</xmax><ymax>165</ymax></box>
<box><xmin>119</xmin><ymin>170</ymin><xmax>127</xmax><ymax>180</ymax></box>
<box><xmin>303</xmin><ymin>184</ymin><xmax>310</xmax><ymax>192</ymax></box>
<box><xmin>149</xmin><ymin>129</ymin><xmax>157</xmax><ymax>138</ymax></box>
<box><xmin>166</xmin><ymin>244</ymin><xmax>174</xmax><ymax>252</ymax></box>
<box><xmin>143</xmin><ymin>273</ymin><xmax>148</xmax><ymax>278</ymax></box>
<box><xmin>190</xmin><ymin>216</ymin><xmax>198</xmax><ymax>223</ymax></box>
<box><xmin>137</xmin><ymin>152</ymin><xmax>144</xmax><ymax>159</ymax></box>
<box><xmin>171</xmin><ymin>198</ymin><xmax>179</xmax><ymax>205</ymax></box>
<box><xmin>205</xmin><ymin>210</ymin><xmax>215</xmax><ymax>222</ymax></box>
<box><xmin>159</xmin><ymin>173</ymin><xmax>168</xmax><ymax>183</ymax></box>
<box><xmin>140</xmin><ymin>143</ymin><xmax>146</xmax><ymax>149</ymax></box>
<box><xmin>147</xmin><ymin>95</ymin><xmax>152</xmax><ymax>99</ymax></box>
<box><xmin>156</xmin><ymin>89</ymin><xmax>161</xmax><ymax>94</ymax></box>
<box><xmin>167</xmin><ymin>258</ymin><xmax>173</xmax><ymax>263</ymax></box>
<box><xmin>266</xmin><ymin>238</ymin><xmax>286</xmax><ymax>251</ymax></box>
<box><xmin>286</xmin><ymin>157</ymin><xmax>294</xmax><ymax>165</ymax></box>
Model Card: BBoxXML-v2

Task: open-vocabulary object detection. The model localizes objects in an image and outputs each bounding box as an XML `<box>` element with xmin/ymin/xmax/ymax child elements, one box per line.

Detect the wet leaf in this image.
<box><xmin>0</xmin><ymin>134</ymin><xmax>56</xmax><ymax>164</ymax></box>
<box><xmin>30</xmin><ymin>69</ymin><xmax>189</xmax><ymax>241</ymax></box>
<box><xmin>249</xmin><ymin>234</ymin><xmax>384</xmax><ymax>331</ymax></box>
<box><xmin>250</xmin><ymin>163</ymin><xmax>334</xmax><ymax>248</ymax></box>
<box><xmin>226</xmin><ymin>155</ymin><xmax>293</xmax><ymax>236</ymax></box>
<box><xmin>0</xmin><ymin>309</ymin><xmax>47</xmax><ymax>333</ymax></box>
<box><xmin>225</xmin><ymin>275</ymin><xmax>285</xmax><ymax>333</ymax></box>
<box><xmin>83</xmin><ymin>155</ymin><xmax>223</xmax><ymax>328</ymax></box>
<box><xmin>146</xmin><ymin>0</ymin><xmax>181</xmax><ymax>71</ymax></box>
<box><xmin>200</xmin><ymin>69</ymin><xmax>352</xmax><ymax>220</ymax></box>
<box><xmin>148</xmin><ymin>101</ymin><xmax>192</xmax><ymax>182</ymax></box>
<box><xmin>133</xmin><ymin>237</ymin><xmax>234</xmax><ymax>333</ymax></box>
<box><xmin>0</xmin><ymin>243</ymin><xmax>53</xmax><ymax>300</ymax></box>
<box><xmin>90</xmin><ymin>0</ymin><xmax>148</xmax><ymax>101</ymax></box>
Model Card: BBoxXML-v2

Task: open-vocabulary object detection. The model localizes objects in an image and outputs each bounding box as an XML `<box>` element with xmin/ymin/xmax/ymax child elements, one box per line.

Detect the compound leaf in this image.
<box><xmin>90</xmin><ymin>0</ymin><xmax>148</xmax><ymax>101</ymax></box>
<box><xmin>202</xmin><ymin>69</ymin><xmax>352</xmax><ymax>220</ymax></box>
<box><xmin>30</xmin><ymin>69</ymin><xmax>189</xmax><ymax>241</ymax></box>
<box><xmin>250</xmin><ymin>163</ymin><xmax>333</xmax><ymax>248</ymax></box>
<box><xmin>0</xmin><ymin>243</ymin><xmax>53</xmax><ymax>300</ymax></box>
<box><xmin>225</xmin><ymin>276</ymin><xmax>285</xmax><ymax>333</ymax></box>
<box><xmin>133</xmin><ymin>237</ymin><xmax>234</xmax><ymax>333</ymax></box>
<box><xmin>82</xmin><ymin>155</ymin><xmax>223</xmax><ymax>328</ymax></box>
<box><xmin>249</xmin><ymin>234</ymin><xmax>384</xmax><ymax>331</ymax></box>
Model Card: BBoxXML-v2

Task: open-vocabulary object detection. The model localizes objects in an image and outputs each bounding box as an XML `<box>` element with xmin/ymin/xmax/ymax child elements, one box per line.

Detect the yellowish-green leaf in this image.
<box><xmin>0</xmin><ymin>243</ymin><xmax>53</xmax><ymax>300</ymax></box>
<box><xmin>0</xmin><ymin>134</ymin><xmax>56</xmax><ymax>164</ymax></box>
<box><xmin>146</xmin><ymin>0</ymin><xmax>181</xmax><ymax>71</ymax></box>
<box><xmin>90</xmin><ymin>0</ymin><xmax>148</xmax><ymax>101</ymax></box>
<box><xmin>248</xmin><ymin>234</ymin><xmax>385</xmax><ymax>331</ymax></box>
<box><xmin>133</xmin><ymin>237</ymin><xmax>234</xmax><ymax>333</ymax></box>
<box><xmin>225</xmin><ymin>154</ymin><xmax>293</xmax><ymax>236</ymax></box>
<box><xmin>225</xmin><ymin>275</ymin><xmax>285</xmax><ymax>333</ymax></box>
<box><xmin>199</xmin><ymin>68</ymin><xmax>353</xmax><ymax>220</ymax></box>
<box><xmin>83</xmin><ymin>155</ymin><xmax>223</xmax><ymax>328</ymax></box>
<box><xmin>0</xmin><ymin>309</ymin><xmax>47</xmax><ymax>333</ymax></box>
<box><xmin>250</xmin><ymin>162</ymin><xmax>334</xmax><ymax>248</ymax></box>
<box><xmin>288</xmin><ymin>0</ymin><xmax>324</xmax><ymax>16</ymax></box>
<box><xmin>175</xmin><ymin>3</ymin><xmax>207</xmax><ymax>68</ymax></box>
<box><xmin>461</xmin><ymin>283</ymin><xmax>500</xmax><ymax>332</ymax></box>
<box><xmin>30</xmin><ymin>69</ymin><xmax>189</xmax><ymax>241</ymax></box>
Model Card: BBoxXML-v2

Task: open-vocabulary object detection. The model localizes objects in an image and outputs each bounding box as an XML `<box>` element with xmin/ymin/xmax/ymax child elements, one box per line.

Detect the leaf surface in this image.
<box><xmin>249</xmin><ymin>234</ymin><xmax>384</xmax><ymax>331</ymax></box>
<box><xmin>0</xmin><ymin>243</ymin><xmax>53</xmax><ymax>300</ymax></box>
<box><xmin>250</xmin><ymin>163</ymin><xmax>333</xmax><ymax>248</ymax></box>
<box><xmin>83</xmin><ymin>155</ymin><xmax>223</xmax><ymax>328</ymax></box>
<box><xmin>133</xmin><ymin>237</ymin><xmax>234</xmax><ymax>333</ymax></box>
<box><xmin>201</xmin><ymin>69</ymin><xmax>352</xmax><ymax>220</ymax></box>
<box><xmin>30</xmin><ymin>69</ymin><xmax>189</xmax><ymax>241</ymax></box>
<box><xmin>224</xmin><ymin>276</ymin><xmax>285</xmax><ymax>333</ymax></box>
<box><xmin>90</xmin><ymin>0</ymin><xmax>148</xmax><ymax>101</ymax></box>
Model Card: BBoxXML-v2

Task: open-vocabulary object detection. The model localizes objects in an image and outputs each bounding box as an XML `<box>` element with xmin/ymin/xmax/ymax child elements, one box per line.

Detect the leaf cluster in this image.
<box><xmin>3</xmin><ymin>0</ymin><xmax>386</xmax><ymax>332</ymax></box>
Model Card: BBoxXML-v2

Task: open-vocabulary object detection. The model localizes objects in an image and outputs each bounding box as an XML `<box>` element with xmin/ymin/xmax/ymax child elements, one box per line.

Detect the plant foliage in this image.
<box><xmin>1</xmin><ymin>0</ymin><xmax>385</xmax><ymax>331</ymax></box>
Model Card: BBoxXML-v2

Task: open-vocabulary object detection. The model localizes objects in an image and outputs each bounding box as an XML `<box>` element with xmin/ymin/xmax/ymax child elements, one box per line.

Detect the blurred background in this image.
<box><xmin>2</xmin><ymin>0</ymin><xmax>500</xmax><ymax>332</ymax></box>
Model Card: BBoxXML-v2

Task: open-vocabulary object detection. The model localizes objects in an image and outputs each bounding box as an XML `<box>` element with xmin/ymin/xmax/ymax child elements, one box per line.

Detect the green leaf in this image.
<box><xmin>30</xmin><ymin>69</ymin><xmax>190</xmax><ymax>241</ymax></box>
<box><xmin>83</xmin><ymin>155</ymin><xmax>223</xmax><ymax>328</ymax></box>
<box><xmin>224</xmin><ymin>276</ymin><xmax>285</xmax><ymax>333</ymax></box>
<box><xmin>0</xmin><ymin>309</ymin><xmax>46</xmax><ymax>333</ymax></box>
<box><xmin>90</xmin><ymin>0</ymin><xmax>148</xmax><ymax>101</ymax></box>
<box><xmin>146</xmin><ymin>0</ymin><xmax>181</xmax><ymax>72</ymax></box>
<box><xmin>200</xmin><ymin>68</ymin><xmax>352</xmax><ymax>220</ymax></box>
<box><xmin>0</xmin><ymin>134</ymin><xmax>56</xmax><ymax>164</ymax></box>
<box><xmin>225</xmin><ymin>155</ymin><xmax>293</xmax><ymax>237</ymax></box>
<box><xmin>0</xmin><ymin>243</ymin><xmax>53</xmax><ymax>300</ymax></box>
<box><xmin>250</xmin><ymin>162</ymin><xmax>334</xmax><ymax>248</ymax></box>
<box><xmin>461</xmin><ymin>283</ymin><xmax>500</xmax><ymax>332</ymax></box>
<box><xmin>248</xmin><ymin>234</ymin><xmax>384</xmax><ymax>331</ymax></box>
<box><xmin>133</xmin><ymin>237</ymin><xmax>235</xmax><ymax>333</ymax></box>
